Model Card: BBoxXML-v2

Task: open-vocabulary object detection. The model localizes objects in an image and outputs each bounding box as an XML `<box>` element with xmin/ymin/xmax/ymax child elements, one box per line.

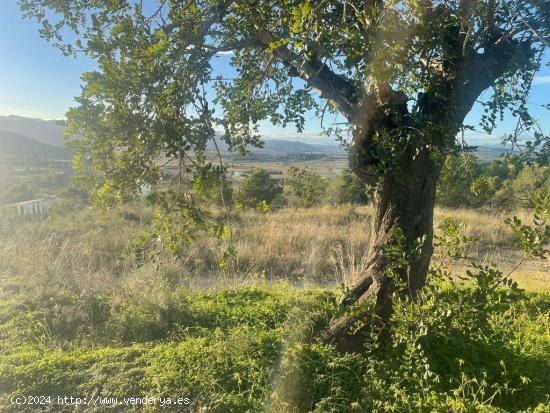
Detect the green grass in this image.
<box><xmin>0</xmin><ymin>281</ymin><xmax>548</xmax><ymax>412</ymax></box>
<box><xmin>0</xmin><ymin>284</ymin><xmax>336</xmax><ymax>412</ymax></box>
<box><xmin>0</xmin><ymin>206</ymin><xmax>548</xmax><ymax>412</ymax></box>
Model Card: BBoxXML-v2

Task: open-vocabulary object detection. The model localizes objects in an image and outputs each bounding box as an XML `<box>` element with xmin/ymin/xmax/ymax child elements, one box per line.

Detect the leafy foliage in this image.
<box><xmin>505</xmin><ymin>191</ymin><xmax>550</xmax><ymax>259</ymax></box>
<box><xmin>17</xmin><ymin>0</ymin><xmax>550</xmax><ymax>246</ymax></box>
<box><xmin>437</xmin><ymin>154</ymin><xmax>550</xmax><ymax>211</ymax></box>
<box><xmin>235</xmin><ymin>169</ymin><xmax>282</xmax><ymax>209</ymax></box>
<box><xmin>325</xmin><ymin>169</ymin><xmax>370</xmax><ymax>206</ymax></box>
<box><xmin>282</xmin><ymin>167</ymin><xmax>327</xmax><ymax>208</ymax></box>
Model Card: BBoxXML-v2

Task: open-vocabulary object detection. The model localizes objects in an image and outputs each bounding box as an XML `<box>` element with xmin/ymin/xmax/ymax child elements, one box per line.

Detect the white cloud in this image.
<box><xmin>216</xmin><ymin>50</ymin><xmax>234</xmax><ymax>56</ymax></box>
<box><xmin>533</xmin><ymin>75</ymin><xmax>550</xmax><ymax>85</ymax></box>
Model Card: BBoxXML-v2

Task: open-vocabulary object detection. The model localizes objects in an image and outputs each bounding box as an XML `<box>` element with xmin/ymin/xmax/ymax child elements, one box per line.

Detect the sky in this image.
<box><xmin>0</xmin><ymin>1</ymin><xmax>549</xmax><ymax>144</ymax></box>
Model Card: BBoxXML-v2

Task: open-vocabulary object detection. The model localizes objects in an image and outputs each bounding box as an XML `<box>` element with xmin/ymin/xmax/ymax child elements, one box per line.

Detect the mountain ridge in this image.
<box><xmin>0</xmin><ymin>115</ymin><xmax>517</xmax><ymax>161</ymax></box>
<box><xmin>0</xmin><ymin>129</ymin><xmax>71</xmax><ymax>159</ymax></box>
<box><xmin>0</xmin><ymin>115</ymin><xmax>67</xmax><ymax>147</ymax></box>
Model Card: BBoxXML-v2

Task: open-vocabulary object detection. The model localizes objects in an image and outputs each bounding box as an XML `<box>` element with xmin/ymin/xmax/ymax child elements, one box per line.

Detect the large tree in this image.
<box><xmin>20</xmin><ymin>0</ymin><xmax>549</xmax><ymax>349</ymax></box>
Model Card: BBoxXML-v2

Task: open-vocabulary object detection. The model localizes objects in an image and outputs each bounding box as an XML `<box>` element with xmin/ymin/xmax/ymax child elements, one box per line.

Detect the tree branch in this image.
<box><xmin>417</xmin><ymin>36</ymin><xmax>534</xmax><ymax>139</ymax></box>
<box><xmin>265</xmin><ymin>41</ymin><xmax>359</xmax><ymax>120</ymax></box>
<box><xmin>457</xmin><ymin>37</ymin><xmax>534</xmax><ymax>119</ymax></box>
<box><xmin>244</xmin><ymin>18</ymin><xmax>359</xmax><ymax>120</ymax></box>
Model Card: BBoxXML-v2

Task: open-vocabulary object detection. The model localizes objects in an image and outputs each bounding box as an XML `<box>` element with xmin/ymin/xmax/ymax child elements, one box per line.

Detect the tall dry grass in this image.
<box><xmin>0</xmin><ymin>203</ymin><xmax>547</xmax><ymax>302</ymax></box>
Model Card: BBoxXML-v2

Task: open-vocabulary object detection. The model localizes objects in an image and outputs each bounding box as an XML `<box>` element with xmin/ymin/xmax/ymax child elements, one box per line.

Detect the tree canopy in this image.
<box><xmin>19</xmin><ymin>0</ymin><xmax>550</xmax><ymax>348</ymax></box>
<box><xmin>236</xmin><ymin>169</ymin><xmax>281</xmax><ymax>208</ymax></box>
<box><xmin>20</xmin><ymin>0</ymin><xmax>549</xmax><ymax>197</ymax></box>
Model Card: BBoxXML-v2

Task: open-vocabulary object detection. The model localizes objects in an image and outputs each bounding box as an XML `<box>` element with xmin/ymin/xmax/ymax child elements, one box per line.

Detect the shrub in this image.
<box><xmin>282</xmin><ymin>167</ymin><xmax>327</xmax><ymax>208</ymax></box>
<box><xmin>437</xmin><ymin>153</ymin><xmax>501</xmax><ymax>208</ymax></box>
<box><xmin>325</xmin><ymin>169</ymin><xmax>369</xmax><ymax>205</ymax></box>
<box><xmin>235</xmin><ymin>169</ymin><xmax>281</xmax><ymax>209</ymax></box>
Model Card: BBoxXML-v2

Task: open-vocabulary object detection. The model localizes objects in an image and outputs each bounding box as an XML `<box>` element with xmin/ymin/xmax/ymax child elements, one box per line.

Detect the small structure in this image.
<box><xmin>9</xmin><ymin>196</ymin><xmax>56</xmax><ymax>217</ymax></box>
<box><xmin>140</xmin><ymin>184</ymin><xmax>152</xmax><ymax>198</ymax></box>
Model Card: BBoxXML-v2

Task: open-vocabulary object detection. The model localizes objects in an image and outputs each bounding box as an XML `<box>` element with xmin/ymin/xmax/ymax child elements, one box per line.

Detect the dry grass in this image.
<box><xmin>0</xmin><ymin>204</ymin><xmax>547</xmax><ymax>301</ymax></box>
<box><xmin>435</xmin><ymin>207</ymin><xmax>531</xmax><ymax>247</ymax></box>
<box><xmin>434</xmin><ymin>207</ymin><xmax>549</xmax><ymax>291</ymax></box>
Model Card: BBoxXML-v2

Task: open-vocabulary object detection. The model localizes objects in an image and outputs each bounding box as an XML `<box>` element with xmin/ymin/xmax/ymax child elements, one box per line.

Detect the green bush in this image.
<box><xmin>436</xmin><ymin>153</ymin><xmax>550</xmax><ymax>211</ymax></box>
<box><xmin>437</xmin><ymin>153</ymin><xmax>501</xmax><ymax>208</ymax></box>
<box><xmin>282</xmin><ymin>167</ymin><xmax>327</xmax><ymax>208</ymax></box>
<box><xmin>497</xmin><ymin>165</ymin><xmax>550</xmax><ymax>209</ymax></box>
<box><xmin>325</xmin><ymin>169</ymin><xmax>369</xmax><ymax>205</ymax></box>
<box><xmin>235</xmin><ymin>169</ymin><xmax>282</xmax><ymax>209</ymax></box>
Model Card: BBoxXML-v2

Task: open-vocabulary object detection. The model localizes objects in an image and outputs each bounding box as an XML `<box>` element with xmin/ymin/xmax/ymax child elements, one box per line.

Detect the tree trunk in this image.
<box><xmin>316</xmin><ymin>35</ymin><xmax>534</xmax><ymax>351</ymax></box>
<box><xmin>318</xmin><ymin>115</ymin><xmax>443</xmax><ymax>351</ymax></box>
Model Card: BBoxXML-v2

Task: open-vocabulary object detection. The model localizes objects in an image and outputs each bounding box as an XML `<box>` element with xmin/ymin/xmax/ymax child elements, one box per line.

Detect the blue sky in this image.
<box><xmin>0</xmin><ymin>0</ymin><xmax>548</xmax><ymax>144</ymax></box>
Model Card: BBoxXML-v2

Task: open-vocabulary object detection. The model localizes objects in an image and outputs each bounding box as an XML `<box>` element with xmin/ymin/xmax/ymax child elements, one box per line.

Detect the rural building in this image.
<box><xmin>9</xmin><ymin>196</ymin><xmax>56</xmax><ymax>216</ymax></box>
<box><xmin>140</xmin><ymin>184</ymin><xmax>152</xmax><ymax>198</ymax></box>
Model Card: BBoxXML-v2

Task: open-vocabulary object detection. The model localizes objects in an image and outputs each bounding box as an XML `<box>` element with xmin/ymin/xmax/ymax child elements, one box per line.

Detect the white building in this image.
<box><xmin>140</xmin><ymin>184</ymin><xmax>152</xmax><ymax>198</ymax></box>
<box><xmin>9</xmin><ymin>196</ymin><xmax>55</xmax><ymax>216</ymax></box>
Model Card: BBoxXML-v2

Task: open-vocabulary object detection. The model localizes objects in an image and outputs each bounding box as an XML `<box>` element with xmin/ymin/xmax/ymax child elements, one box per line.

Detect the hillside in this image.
<box><xmin>0</xmin><ymin>205</ymin><xmax>548</xmax><ymax>412</ymax></box>
<box><xmin>0</xmin><ymin>129</ymin><xmax>71</xmax><ymax>160</ymax></box>
<box><xmin>0</xmin><ymin>115</ymin><xmax>67</xmax><ymax>147</ymax></box>
<box><xmin>0</xmin><ymin>115</ymin><xmax>518</xmax><ymax>162</ymax></box>
<box><xmin>260</xmin><ymin>139</ymin><xmax>339</xmax><ymax>154</ymax></box>
<box><xmin>207</xmin><ymin>138</ymin><xmax>341</xmax><ymax>156</ymax></box>
<box><xmin>213</xmin><ymin>138</ymin><xmax>516</xmax><ymax>162</ymax></box>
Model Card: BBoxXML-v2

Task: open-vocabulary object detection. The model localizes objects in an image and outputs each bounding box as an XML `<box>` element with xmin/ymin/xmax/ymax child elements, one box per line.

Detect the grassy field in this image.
<box><xmin>0</xmin><ymin>159</ymin><xmax>72</xmax><ymax>204</ymax></box>
<box><xmin>227</xmin><ymin>155</ymin><xmax>350</xmax><ymax>180</ymax></box>
<box><xmin>1</xmin><ymin>204</ymin><xmax>547</xmax><ymax>292</ymax></box>
<box><xmin>0</xmin><ymin>205</ymin><xmax>548</xmax><ymax>412</ymax></box>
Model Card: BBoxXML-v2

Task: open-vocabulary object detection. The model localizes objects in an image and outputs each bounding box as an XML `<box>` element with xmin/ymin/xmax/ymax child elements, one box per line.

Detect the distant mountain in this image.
<box><xmin>0</xmin><ymin>115</ymin><xmax>67</xmax><ymax>147</ymax></box>
<box><xmin>473</xmin><ymin>145</ymin><xmax>517</xmax><ymax>161</ymax></box>
<box><xmin>255</xmin><ymin>141</ymin><xmax>516</xmax><ymax>160</ymax></box>
<box><xmin>0</xmin><ymin>115</ymin><xmax>519</xmax><ymax>162</ymax></box>
<box><xmin>260</xmin><ymin>140</ymin><xmax>339</xmax><ymax>154</ymax></box>
<box><xmin>207</xmin><ymin>138</ymin><xmax>342</xmax><ymax>156</ymax></box>
<box><xmin>0</xmin><ymin>129</ymin><xmax>71</xmax><ymax>159</ymax></box>
<box><xmin>207</xmin><ymin>138</ymin><xmax>521</xmax><ymax>162</ymax></box>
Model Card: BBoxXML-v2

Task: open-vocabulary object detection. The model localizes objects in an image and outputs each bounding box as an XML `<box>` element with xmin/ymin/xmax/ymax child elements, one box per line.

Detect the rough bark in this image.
<box><xmin>317</xmin><ymin>36</ymin><xmax>534</xmax><ymax>352</ymax></box>
<box><xmin>318</xmin><ymin>134</ymin><xmax>442</xmax><ymax>352</ymax></box>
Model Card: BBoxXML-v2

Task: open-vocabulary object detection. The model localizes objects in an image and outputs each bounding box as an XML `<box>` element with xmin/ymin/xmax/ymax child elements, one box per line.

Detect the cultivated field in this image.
<box><xmin>227</xmin><ymin>155</ymin><xmax>350</xmax><ymax>180</ymax></box>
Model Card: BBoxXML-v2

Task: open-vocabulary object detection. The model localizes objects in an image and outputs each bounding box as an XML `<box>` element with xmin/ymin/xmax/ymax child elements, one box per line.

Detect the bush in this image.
<box><xmin>325</xmin><ymin>169</ymin><xmax>369</xmax><ymax>205</ymax></box>
<box><xmin>437</xmin><ymin>153</ymin><xmax>500</xmax><ymax>208</ymax></box>
<box><xmin>235</xmin><ymin>169</ymin><xmax>282</xmax><ymax>209</ymax></box>
<box><xmin>498</xmin><ymin>165</ymin><xmax>550</xmax><ymax>209</ymax></box>
<box><xmin>192</xmin><ymin>165</ymin><xmax>233</xmax><ymax>207</ymax></box>
<box><xmin>436</xmin><ymin>153</ymin><xmax>550</xmax><ymax>211</ymax></box>
<box><xmin>283</xmin><ymin>167</ymin><xmax>327</xmax><ymax>208</ymax></box>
